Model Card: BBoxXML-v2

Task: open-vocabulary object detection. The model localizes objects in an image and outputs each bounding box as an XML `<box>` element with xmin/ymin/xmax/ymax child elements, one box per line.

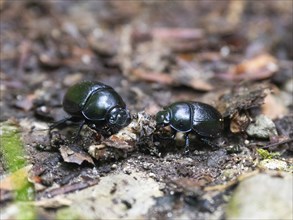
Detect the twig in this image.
<box><xmin>39</xmin><ymin>178</ymin><xmax>100</xmax><ymax>199</ymax></box>
<box><xmin>261</xmin><ymin>138</ymin><xmax>293</xmax><ymax>149</ymax></box>
<box><xmin>204</xmin><ymin>170</ymin><xmax>259</xmax><ymax>192</ymax></box>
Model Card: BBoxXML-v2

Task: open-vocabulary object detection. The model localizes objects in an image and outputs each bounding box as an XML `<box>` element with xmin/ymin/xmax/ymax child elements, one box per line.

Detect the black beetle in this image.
<box><xmin>156</xmin><ymin>101</ymin><xmax>224</xmax><ymax>152</ymax></box>
<box><xmin>51</xmin><ymin>81</ymin><xmax>131</xmax><ymax>136</ymax></box>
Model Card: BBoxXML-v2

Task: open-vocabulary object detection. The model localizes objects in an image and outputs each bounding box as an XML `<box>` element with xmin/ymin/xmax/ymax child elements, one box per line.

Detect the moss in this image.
<box><xmin>0</xmin><ymin>121</ymin><xmax>36</xmax><ymax>219</ymax></box>
<box><xmin>256</xmin><ymin>148</ymin><xmax>280</xmax><ymax>159</ymax></box>
<box><xmin>0</xmin><ymin>122</ymin><xmax>26</xmax><ymax>171</ymax></box>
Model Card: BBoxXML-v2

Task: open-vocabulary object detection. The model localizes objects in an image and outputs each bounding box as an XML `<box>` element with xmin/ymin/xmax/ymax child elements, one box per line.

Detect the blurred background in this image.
<box><xmin>1</xmin><ymin>1</ymin><xmax>292</xmax><ymax>118</ymax></box>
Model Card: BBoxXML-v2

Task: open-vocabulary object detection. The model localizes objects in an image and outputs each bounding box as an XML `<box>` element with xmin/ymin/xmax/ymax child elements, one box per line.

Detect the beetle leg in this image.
<box><xmin>49</xmin><ymin>116</ymin><xmax>83</xmax><ymax>130</ymax></box>
<box><xmin>200</xmin><ymin>137</ymin><xmax>218</xmax><ymax>149</ymax></box>
<box><xmin>184</xmin><ymin>132</ymin><xmax>190</xmax><ymax>154</ymax></box>
<box><xmin>49</xmin><ymin>117</ymin><xmax>72</xmax><ymax>131</ymax></box>
<box><xmin>72</xmin><ymin>120</ymin><xmax>86</xmax><ymax>141</ymax></box>
<box><xmin>76</xmin><ymin>120</ymin><xmax>86</xmax><ymax>135</ymax></box>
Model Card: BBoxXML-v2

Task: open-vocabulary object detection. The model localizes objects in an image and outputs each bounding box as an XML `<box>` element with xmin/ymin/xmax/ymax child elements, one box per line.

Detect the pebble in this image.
<box><xmin>246</xmin><ymin>114</ymin><xmax>278</xmax><ymax>139</ymax></box>
<box><xmin>258</xmin><ymin>159</ymin><xmax>288</xmax><ymax>171</ymax></box>
<box><xmin>226</xmin><ymin>172</ymin><xmax>293</xmax><ymax>219</ymax></box>
<box><xmin>111</xmin><ymin>164</ymin><xmax>117</xmax><ymax>170</ymax></box>
<box><xmin>149</xmin><ymin>173</ymin><xmax>156</xmax><ymax>178</ymax></box>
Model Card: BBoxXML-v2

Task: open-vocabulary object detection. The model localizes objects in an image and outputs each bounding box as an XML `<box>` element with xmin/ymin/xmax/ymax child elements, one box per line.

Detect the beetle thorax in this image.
<box><xmin>169</xmin><ymin>102</ymin><xmax>193</xmax><ymax>132</ymax></box>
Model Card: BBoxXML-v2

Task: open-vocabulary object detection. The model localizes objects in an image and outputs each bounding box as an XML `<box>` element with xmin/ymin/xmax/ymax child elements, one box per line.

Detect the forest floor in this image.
<box><xmin>0</xmin><ymin>1</ymin><xmax>292</xmax><ymax>219</ymax></box>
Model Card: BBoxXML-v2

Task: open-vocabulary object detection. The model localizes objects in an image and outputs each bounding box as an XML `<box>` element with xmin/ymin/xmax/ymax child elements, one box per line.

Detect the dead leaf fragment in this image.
<box><xmin>171</xmin><ymin>58</ymin><xmax>214</xmax><ymax>91</ymax></box>
<box><xmin>132</xmin><ymin>69</ymin><xmax>174</xmax><ymax>85</ymax></box>
<box><xmin>88</xmin><ymin>112</ymin><xmax>156</xmax><ymax>161</ymax></box>
<box><xmin>172</xmin><ymin>71</ymin><xmax>214</xmax><ymax>91</ymax></box>
<box><xmin>229</xmin><ymin>54</ymin><xmax>278</xmax><ymax>80</ymax></box>
<box><xmin>102</xmin><ymin>119</ymin><xmax>137</xmax><ymax>150</ymax></box>
<box><xmin>262</xmin><ymin>92</ymin><xmax>288</xmax><ymax>119</ymax></box>
<box><xmin>103</xmin><ymin>135</ymin><xmax>135</xmax><ymax>150</ymax></box>
<box><xmin>88</xmin><ymin>144</ymin><xmax>108</xmax><ymax>161</ymax></box>
<box><xmin>0</xmin><ymin>165</ymin><xmax>32</xmax><ymax>190</ymax></box>
<box><xmin>60</xmin><ymin>145</ymin><xmax>94</xmax><ymax>165</ymax></box>
<box><xmin>230</xmin><ymin>111</ymin><xmax>251</xmax><ymax>133</ymax></box>
<box><xmin>152</xmin><ymin>28</ymin><xmax>204</xmax><ymax>41</ymax></box>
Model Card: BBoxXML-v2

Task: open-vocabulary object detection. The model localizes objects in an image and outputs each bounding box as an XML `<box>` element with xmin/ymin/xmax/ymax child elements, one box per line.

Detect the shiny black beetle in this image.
<box><xmin>51</xmin><ymin>81</ymin><xmax>131</xmax><ymax>136</ymax></box>
<box><xmin>156</xmin><ymin>101</ymin><xmax>224</xmax><ymax>152</ymax></box>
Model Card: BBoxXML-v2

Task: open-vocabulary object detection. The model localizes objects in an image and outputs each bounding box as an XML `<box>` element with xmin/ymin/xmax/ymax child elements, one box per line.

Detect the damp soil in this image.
<box><xmin>0</xmin><ymin>1</ymin><xmax>292</xmax><ymax>220</ymax></box>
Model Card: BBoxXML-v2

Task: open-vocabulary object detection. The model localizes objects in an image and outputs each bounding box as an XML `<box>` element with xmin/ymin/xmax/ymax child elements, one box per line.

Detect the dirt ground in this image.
<box><xmin>0</xmin><ymin>1</ymin><xmax>292</xmax><ymax>220</ymax></box>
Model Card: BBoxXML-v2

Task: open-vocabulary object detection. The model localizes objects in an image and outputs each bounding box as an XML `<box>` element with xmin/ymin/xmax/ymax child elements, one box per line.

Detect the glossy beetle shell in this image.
<box><xmin>63</xmin><ymin>81</ymin><xmax>126</xmax><ymax>121</ymax></box>
<box><xmin>157</xmin><ymin>101</ymin><xmax>224</xmax><ymax>138</ymax></box>
<box><xmin>56</xmin><ymin>81</ymin><xmax>131</xmax><ymax>136</ymax></box>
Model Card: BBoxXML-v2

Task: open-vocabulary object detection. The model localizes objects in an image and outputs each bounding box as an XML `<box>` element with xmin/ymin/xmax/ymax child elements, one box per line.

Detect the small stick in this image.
<box><xmin>204</xmin><ymin>170</ymin><xmax>259</xmax><ymax>192</ymax></box>
<box><xmin>261</xmin><ymin>138</ymin><xmax>293</xmax><ymax>149</ymax></box>
<box><xmin>39</xmin><ymin>178</ymin><xmax>100</xmax><ymax>199</ymax></box>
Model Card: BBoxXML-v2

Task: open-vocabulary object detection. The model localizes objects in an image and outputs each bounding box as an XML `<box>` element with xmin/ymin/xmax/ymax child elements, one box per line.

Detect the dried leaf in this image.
<box><xmin>88</xmin><ymin>144</ymin><xmax>108</xmax><ymax>161</ymax></box>
<box><xmin>132</xmin><ymin>69</ymin><xmax>174</xmax><ymax>85</ymax></box>
<box><xmin>229</xmin><ymin>54</ymin><xmax>279</xmax><ymax>80</ymax></box>
<box><xmin>171</xmin><ymin>58</ymin><xmax>214</xmax><ymax>91</ymax></box>
<box><xmin>60</xmin><ymin>145</ymin><xmax>94</xmax><ymax>165</ymax></box>
<box><xmin>152</xmin><ymin>28</ymin><xmax>204</xmax><ymax>41</ymax></box>
<box><xmin>104</xmin><ymin>117</ymin><xmax>138</xmax><ymax>149</ymax></box>
<box><xmin>88</xmin><ymin>112</ymin><xmax>156</xmax><ymax>161</ymax></box>
<box><xmin>262</xmin><ymin>93</ymin><xmax>288</xmax><ymax>119</ymax></box>
<box><xmin>0</xmin><ymin>165</ymin><xmax>32</xmax><ymax>190</ymax></box>
<box><xmin>172</xmin><ymin>72</ymin><xmax>214</xmax><ymax>91</ymax></box>
<box><xmin>230</xmin><ymin>111</ymin><xmax>251</xmax><ymax>133</ymax></box>
<box><xmin>103</xmin><ymin>135</ymin><xmax>135</xmax><ymax>150</ymax></box>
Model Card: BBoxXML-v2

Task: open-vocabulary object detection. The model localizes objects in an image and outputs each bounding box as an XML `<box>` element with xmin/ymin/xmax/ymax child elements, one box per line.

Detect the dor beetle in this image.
<box><xmin>51</xmin><ymin>81</ymin><xmax>131</xmax><ymax>136</ymax></box>
<box><xmin>156</xmin><ymin>101</ymin><xmax>224</xmax><ymax>152</ymax></box>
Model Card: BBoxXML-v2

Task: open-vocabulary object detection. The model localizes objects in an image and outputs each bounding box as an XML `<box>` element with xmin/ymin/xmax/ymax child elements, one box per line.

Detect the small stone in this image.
<box><xmin>142</xmin><ymin>163</ymin><xmax>151</xmax><ymax>170</ymax></box>
<box><xmin>111</xmin><ymin>164</ymin><xmax>117</xmax><ymax>170</ymax></box>
<box><xmin>226</xmin><ymin>173</ymin><xmax>292</xmax><ymax>219</ymax></box>
<box><xmin>149</xmin><ymin>173</ymin><xmax>156</xmax><ymax>178</ymax></box>
<box><xmin>246</xmin><ymin>114</ymin><xmax>278</xmax><ymax>139</ymax></box>
<box><xmin>56</xmin><ymin>172</ymin><xmax>163</xmax><ymax>219</ymax></box>
<box><xmin>123</xmin><ymin>168</ymin><xmax>132</xmax><ymax>175</ymax></box>
<box><xmin>258</xmin><ymin>159</ymin><xmax>288</xmax><ymax>171</ymax></box>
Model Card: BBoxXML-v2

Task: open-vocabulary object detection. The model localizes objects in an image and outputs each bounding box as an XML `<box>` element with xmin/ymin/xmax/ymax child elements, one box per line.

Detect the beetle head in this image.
<box><xmin>107</xmin><ymin>107</ymin><xmax>131</xmax><ymax>130</ymax></box>
<box><xmin>156</xmin><ymin>110</ymin><xmax>170</xmax><ymax>128</ymax></box>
